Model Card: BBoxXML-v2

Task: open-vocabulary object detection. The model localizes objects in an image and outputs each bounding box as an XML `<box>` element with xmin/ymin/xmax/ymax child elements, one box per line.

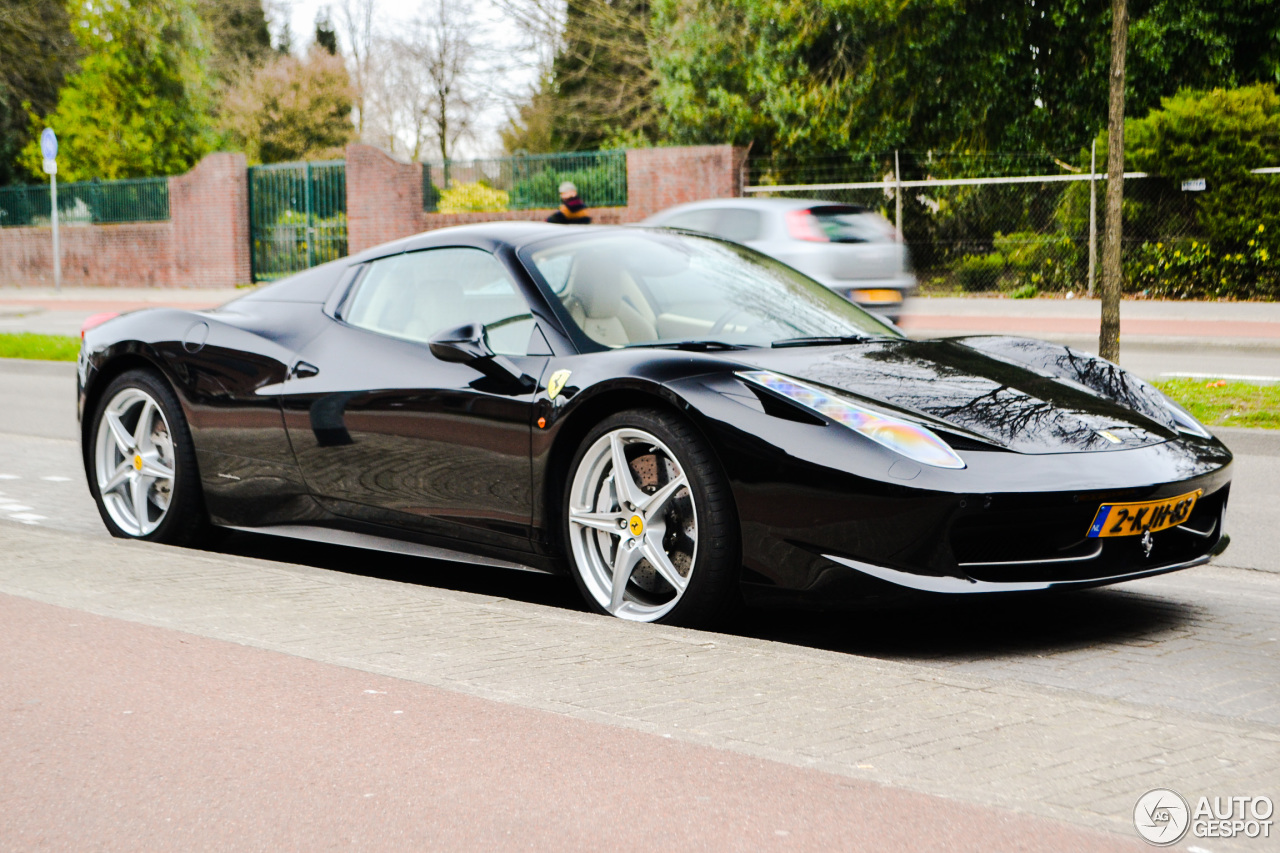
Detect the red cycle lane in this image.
<box><xmin>0</xmin><ymin>593</ymin><xmax>1149</xmax><ymax>852</ymax></box>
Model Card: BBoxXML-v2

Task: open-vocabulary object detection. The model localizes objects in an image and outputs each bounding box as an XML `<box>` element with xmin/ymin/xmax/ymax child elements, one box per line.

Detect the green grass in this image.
<box><xmin>1154</xmin><ymin>378</ymin><xmax>1280</xmax><ymax>430</ymax></box>
<box><xmin>0</xmin><ymin>332</ymin><xmax>80</xmax><ymax>362</ymax></box>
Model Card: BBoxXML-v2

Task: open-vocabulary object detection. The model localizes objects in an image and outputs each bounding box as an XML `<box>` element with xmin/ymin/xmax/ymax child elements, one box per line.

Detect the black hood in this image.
<box><xmin>728</xmin><ymin>337</ymin><xmax>1181</xmax><ymax>454</ymax></box>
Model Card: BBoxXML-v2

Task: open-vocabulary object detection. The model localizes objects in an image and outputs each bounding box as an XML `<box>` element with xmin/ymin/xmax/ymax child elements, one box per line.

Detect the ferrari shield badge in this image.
<box><xmin>547</xmin><ymin>369</ymin><xmax>571</xmax><ymax>400</ymax></box>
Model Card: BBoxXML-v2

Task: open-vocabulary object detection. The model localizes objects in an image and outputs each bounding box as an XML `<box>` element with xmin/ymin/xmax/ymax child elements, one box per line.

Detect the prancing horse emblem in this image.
<box><xmin>546</xmin><ymin>369</ymin><xmax>571</xmax><ymax>401</ymax></box>
<box><xmin>1141</xmin><ymin>529</ymin><xmax>1154</xmax><ymax>558</ymax></box>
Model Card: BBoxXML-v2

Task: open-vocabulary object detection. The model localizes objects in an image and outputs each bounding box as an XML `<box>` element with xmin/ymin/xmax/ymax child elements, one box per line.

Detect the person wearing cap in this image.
<box><xmin>546</xmin><ymin>181</ymin><xmax>592</xmax><ymax>224</ymax></box>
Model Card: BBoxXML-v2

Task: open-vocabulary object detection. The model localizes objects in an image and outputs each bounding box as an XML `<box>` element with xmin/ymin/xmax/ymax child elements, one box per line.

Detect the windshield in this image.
<box><xmin>521</xmin><ymin>230</ymin><xmax>901</xmax><ymax>350</ymax></box>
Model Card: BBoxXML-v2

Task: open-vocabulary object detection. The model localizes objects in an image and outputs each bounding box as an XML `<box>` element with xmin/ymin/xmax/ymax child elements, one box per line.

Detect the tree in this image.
<box><xmin>1100</xmin><ymin>0</ymin><xmax>1129</xmax><ymax>363</ymax></box>
<box><xmin>219</xmin><ymin>47</ymin><xmax>356</xmax><ymax>163</ymax></box>
<box><xmin>1124</xmin><ymin>84</ymin><xmax>1280</xmax><ymax>247</ymax></box>
<box><xmin>502</xmin><ymin>0</ymin><xmax>658</xmax><ymax>153</ymax></box>
<box><xmin>314</xmin><ymin>8</ymin><xmax>339</xmax><ymax>56</ymax></box>
<box><xmin>0</xmin><ymin>0</ymin><xmax>81</xmax><ymax>185</ymax></box>
<box><xmin>20</xmin><ymin>0</ymin><xmax>217</xmax><ymax>181</ymax></box>
<box><xmin>652</xmin><ymin>0</ymin><xmax>1280</xmax><ymax>161</ymax></box>
<box><xmin>404</xmin><ymin>0</ymin><xmax>482</xmax><ymax>163</ymax></box>
<box><xmin>335</xmin><ymin>0</ymin><xmax>376</xmax><ymax>135</ymax></box>
<box><xmin>194</xmin><ymin>0</ymin><xmax>272</xmax><ymax>85</ymax></box>
<box><xmin>360</xmin><ymin>35</ymin><xmax>438</xmax><ymax>160</ymax></box>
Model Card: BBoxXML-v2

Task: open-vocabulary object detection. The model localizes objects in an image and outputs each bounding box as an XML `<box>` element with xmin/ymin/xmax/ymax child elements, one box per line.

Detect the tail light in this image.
<box><xmin>80</xmin><ymin>312</ymin><xmax>119</xmax><ymax>340</ymax></box>
<box><xmin>785</xmin><ymin>210</ymin><xmax>828</xmax><ymax>242</ymax></box>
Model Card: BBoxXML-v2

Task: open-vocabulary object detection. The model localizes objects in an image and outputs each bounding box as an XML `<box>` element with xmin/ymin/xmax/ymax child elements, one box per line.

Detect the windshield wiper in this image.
<box><xmin>623</xmin><ymin>340</ymin><xmax>752</xmax><ymax>352</ymax></box>
<box><xmin>771</xmin><ymin>334</ymin><xmax>872</xmax><ymax>348</ymax></box>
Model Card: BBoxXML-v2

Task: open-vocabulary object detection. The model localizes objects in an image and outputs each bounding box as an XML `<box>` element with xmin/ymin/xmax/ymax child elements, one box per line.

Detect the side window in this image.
<box><xmin>659</xmin><ymin>208</ymin><xmax>720</xmax><ymax>235</ymax></box>
<box><xmin>715</xmin><ymin>208</ymin><xmax>763</xmax><ymax>242</ymax></box>
<box><xmin>344</xmin><ymin>247</ymin><xmax>536</xmax><ymax>356</ymax></box>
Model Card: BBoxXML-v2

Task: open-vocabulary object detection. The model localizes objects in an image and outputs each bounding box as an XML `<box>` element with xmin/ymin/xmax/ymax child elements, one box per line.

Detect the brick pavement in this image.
<box><xmin>0</xmin><ymin>523</ymin><xmax>1275</xmax><ymax>848</ymax></box>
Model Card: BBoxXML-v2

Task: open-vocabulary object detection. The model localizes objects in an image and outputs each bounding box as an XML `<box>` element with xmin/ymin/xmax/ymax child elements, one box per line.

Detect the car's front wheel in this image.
<box><xmin>563</xmin><ymin>409</ymin><xmax>738</xmax><ymax>626</ymax></box>
<box><xmin>88</xmin><ymin>369</ymin><xmax>207</xmax><ymax>545</ymax></box>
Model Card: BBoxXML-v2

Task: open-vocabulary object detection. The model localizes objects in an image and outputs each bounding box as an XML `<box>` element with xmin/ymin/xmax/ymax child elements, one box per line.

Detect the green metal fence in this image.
<box><xmin>0</xmin><ymin>177</ymin><xmax>170</xmax><ymax>228</ymax></box>
<box><xmin>248</xmin><ymin>160</ymin><xmax>347</xmax><ymax>282</ymax></box>
<box><xmin>423</xmin><ymin>150</ymin><xmax>627</xmax><ymax>213</ymax></box>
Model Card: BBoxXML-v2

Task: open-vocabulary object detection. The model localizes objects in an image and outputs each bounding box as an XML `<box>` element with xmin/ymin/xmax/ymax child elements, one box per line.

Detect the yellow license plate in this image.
<box><xmin>1087</xmin><ymin>490</ymin><xmax>1202</xmax><ymax>538</ymax></box>
<box><xmin>851</xmin><ymin>289</ymin><xmax>903</xmax><ymax>304</ymax></box>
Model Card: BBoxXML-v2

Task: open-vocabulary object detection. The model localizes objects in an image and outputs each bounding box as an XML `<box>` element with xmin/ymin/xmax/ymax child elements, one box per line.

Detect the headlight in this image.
<box><xmin>1160</xmin><ymin>394</ymin><xmax>1213</xmax><ymax>439</ymax></box>
<box><xmin>739</xmin><ymin>370</ymin><xmax>966</xmax><ymax>469</ymax></box>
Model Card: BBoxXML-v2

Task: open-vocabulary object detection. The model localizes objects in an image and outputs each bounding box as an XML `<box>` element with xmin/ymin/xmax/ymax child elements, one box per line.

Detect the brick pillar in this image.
<box><xmin>621</xmin><ymin>144</ymin><xmax>747</xmax><ymax>222</ymax></box>
<box><xmin>170</xmin><ymin>152</ymin><xmax>250</xmax><ymax>288</ymax></box>
<box><xmin>346</xmin><ymin>144</ymin><xmax>424</xmax><ymax>253</ymax></box>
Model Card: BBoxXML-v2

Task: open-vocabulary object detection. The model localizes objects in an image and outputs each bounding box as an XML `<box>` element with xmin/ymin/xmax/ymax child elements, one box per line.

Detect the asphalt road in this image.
<box><xmin>2</xmin><ymin>356</ymin><xmax>1277</xmax><ymax>710</ymax></box>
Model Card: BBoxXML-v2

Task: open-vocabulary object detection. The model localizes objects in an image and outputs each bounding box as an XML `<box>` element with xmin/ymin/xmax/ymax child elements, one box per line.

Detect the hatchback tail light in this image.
<box><xmin>785</xmin><ymin>210</ymin><xmax>828</xmax><ymax>242</ymax></box>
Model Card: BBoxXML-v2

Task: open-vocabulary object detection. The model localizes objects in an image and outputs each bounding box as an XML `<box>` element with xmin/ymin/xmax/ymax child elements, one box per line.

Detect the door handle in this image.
<box><xmin>291</xmin><ymin>361</ymin><xmax>320</xmax><ymax>379</ymax></box>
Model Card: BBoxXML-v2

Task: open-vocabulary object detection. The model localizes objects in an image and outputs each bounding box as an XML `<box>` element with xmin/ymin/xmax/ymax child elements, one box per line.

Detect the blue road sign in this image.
<box><xmin>40</xmin><ymin>128</ymin><xmax>58</xmax><ymax>160</ymax></box>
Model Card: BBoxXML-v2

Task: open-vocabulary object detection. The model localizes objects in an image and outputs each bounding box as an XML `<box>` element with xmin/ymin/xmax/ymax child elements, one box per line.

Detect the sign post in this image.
<box><xmin>41</xmin><ymin>128</ymin><xmax>60</xmax><ymax>292</ymax></box>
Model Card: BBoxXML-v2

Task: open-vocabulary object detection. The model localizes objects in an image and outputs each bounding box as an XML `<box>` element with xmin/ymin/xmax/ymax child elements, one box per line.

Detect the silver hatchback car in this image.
<box><xmin>642</xmin><ymin>198</ymin><xmax>916</xmax><ymax>322</ymax></box>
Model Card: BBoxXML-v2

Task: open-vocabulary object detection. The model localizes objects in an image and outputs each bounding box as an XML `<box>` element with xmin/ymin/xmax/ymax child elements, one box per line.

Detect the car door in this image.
<box><xmin>279</xmin><ymin>246</ymin><xmax>550</xmax><ymax>551</ymax></box>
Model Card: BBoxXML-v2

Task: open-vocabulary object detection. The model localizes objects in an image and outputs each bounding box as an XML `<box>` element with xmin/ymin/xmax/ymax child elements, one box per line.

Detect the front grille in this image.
<box><xmin>951</xmin><ymin>487</ymin><xmax>1227</xmax><ymax>583</ymax></box>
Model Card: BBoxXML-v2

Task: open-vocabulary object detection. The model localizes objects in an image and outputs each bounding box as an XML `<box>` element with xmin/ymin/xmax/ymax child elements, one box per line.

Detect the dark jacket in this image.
<box><xmin>546</xmin><ymin>195</ymin><xmax>592</xmax><ymax>224</ymax></box>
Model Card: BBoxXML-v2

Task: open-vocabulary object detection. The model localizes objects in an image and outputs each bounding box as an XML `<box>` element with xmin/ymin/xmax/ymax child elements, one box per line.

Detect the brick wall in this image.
<box><xmin>0</xmin><ymin>151</ymin><xmax>250</xmax><ymax>288</ymax></box>
<box><xmin>0</xmin><ymin>143</ymin><xmax>746</xmax><ymax>286</ymax></box>
<box><xmin>0</xmin><ymin>222</ymin><xmax>175</xmax><ymax>287</ymax></box>
<box><xmin>345</xmin><ymin>144</ymin><xmax>424</xmax><ymax>253</ymax></box>
<box><xmin>622</xmin><ymin>145</ymin><xmax>745</xmax><ymax>222</ymax></box>
<box><xmin>346</xmin><ymin>142</ymin><xmax>745</xmax><ymax>253</ymax></box>
<box><xmin>171</xmin><ymin>152</ymin><xmax>251</xmax><ymax>288</ymax></box>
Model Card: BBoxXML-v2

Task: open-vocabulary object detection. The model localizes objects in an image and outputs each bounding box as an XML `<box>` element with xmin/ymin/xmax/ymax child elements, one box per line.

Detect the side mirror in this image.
<box><xmin>428</xmin><ymin>323</ymin><xmax>534</xmax><ymax>391</ymax></box>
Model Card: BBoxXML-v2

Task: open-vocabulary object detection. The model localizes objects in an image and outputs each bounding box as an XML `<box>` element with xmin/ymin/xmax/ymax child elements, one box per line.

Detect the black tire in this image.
<box><xmin>562</xmin><ymin>408</ymin><xmax>740</xmax><ymax>628</ymax></box>
<box><xmin>86</xmin><ymin>368</ymin><xmax>209</xmax><ymax>546</ymax></box>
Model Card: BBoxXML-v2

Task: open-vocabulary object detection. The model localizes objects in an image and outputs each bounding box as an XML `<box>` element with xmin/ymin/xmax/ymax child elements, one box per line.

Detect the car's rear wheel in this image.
<box><xmin>564</xmin><ymin>409</ymin><xmax>738</xmax><ymax>626</ymax></box>
<box><xmin>88</xmin><ymin>369</ymin><xmax>207</xmax><ymax>545</ymax></box>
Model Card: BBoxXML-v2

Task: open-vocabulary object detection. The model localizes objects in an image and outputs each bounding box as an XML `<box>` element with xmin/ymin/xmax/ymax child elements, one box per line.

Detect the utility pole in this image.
<box><xmin>1099</xmin><ymin>0</ymin><xmax>1128</xmax><ymax>362</ymax></box>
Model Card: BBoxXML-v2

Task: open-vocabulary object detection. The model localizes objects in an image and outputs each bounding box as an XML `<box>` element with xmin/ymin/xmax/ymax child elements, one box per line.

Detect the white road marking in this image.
<box><xmin>1160</xmin><ymin>371</ymin><xmax>1280</xmax><ymax>384</ymax></box>
<box><xmin>0</xmin><ymin>474</ymin><xmax>18</xmax><ymax>480</ymax></box>
<box><xmin>39</xmin><ymin>476</ymin><xmax>71</xmax><ymax>482</ymax></box>
<box><xmin>8</xmin><ymin>513</ymin><xmax>45</xmax><ymax>524</ymax></box>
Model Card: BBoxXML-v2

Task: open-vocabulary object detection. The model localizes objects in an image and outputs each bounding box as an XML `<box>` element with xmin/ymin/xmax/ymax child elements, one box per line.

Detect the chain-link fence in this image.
<box><xmin>746</xmin><ymin>153</ymin><xmax>1280</xmax><ymax>300</ymax></box>
<box><xmin>0</xmin><ymin>177</ymin><xmax>170</xmax><ymax>228</ymax></box>
<box><xmin>422</xmin><ymin>150</ymin><xmax>627</xmax><ymax>213</ymax></box>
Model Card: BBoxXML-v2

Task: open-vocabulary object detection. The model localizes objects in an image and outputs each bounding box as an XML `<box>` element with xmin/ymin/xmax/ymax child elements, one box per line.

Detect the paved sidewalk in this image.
<box><xmin>0</xmin><ymin>286</ymin><xmax>245</xmax><ymax>337</ymax></box>
<box><xmin>0</xmin><ymin>523</ymin><xmax>1274</xmax><ymax>849</ymax></box>
<box><xmin>899</xmin><ymin>296</ymin><xmax>1280</xmax><ymax>344</ymax></box>
<box><xmin>1</xmin><ymin>593</ymin><xmax>1145</xmax><ymax>852</ymax></box>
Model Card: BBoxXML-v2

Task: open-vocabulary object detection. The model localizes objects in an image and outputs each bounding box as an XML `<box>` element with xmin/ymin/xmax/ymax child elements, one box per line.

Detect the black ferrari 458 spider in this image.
<box><xmin>78</xmin><ymin>223</ymin><xmax>1232</xmax><ymax>625</ymax></box>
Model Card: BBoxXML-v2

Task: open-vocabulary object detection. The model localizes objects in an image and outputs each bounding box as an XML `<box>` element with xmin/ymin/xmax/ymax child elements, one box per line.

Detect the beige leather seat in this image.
<box><xmin>565</xmin><ymin>253</ymin><xmax>658</xmax><ymax>347</ymax></box>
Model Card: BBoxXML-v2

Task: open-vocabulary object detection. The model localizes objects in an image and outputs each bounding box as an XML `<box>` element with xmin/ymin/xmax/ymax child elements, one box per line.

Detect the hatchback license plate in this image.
<box><xmin>850</xmin><ymin>289</ymin><xmax>903</xmax><ymax>304</ymax></box>
<box><xmin>1087</xmin><ymin>490</ymin><xmax>1202</xmax><ymax>538</ymax></box>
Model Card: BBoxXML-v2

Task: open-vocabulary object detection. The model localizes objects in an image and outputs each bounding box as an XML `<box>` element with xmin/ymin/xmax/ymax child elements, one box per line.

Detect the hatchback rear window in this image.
<box><xmin>794</xmin><ymin>206</ymin><xmax>896</xmax><ymax>243</ymax></box>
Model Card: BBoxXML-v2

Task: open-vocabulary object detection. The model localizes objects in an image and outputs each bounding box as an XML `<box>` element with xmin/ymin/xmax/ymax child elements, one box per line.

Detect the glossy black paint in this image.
<box><xmin>78</xmin><ymin>223</ymin><xmax>1234</xmax><ymax>603</ymax></box>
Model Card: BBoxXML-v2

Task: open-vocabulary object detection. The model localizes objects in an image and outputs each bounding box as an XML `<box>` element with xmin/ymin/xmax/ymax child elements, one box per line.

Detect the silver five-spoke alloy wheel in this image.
<box><xmin>568</xmin><ymin>427</ymin><xmax>698</xmax><ymax>622</ymax></box>
<box><xmin>94</xmin><ymin>387</ymin><xmax>177</xmax><ymax>537</ymax></box>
